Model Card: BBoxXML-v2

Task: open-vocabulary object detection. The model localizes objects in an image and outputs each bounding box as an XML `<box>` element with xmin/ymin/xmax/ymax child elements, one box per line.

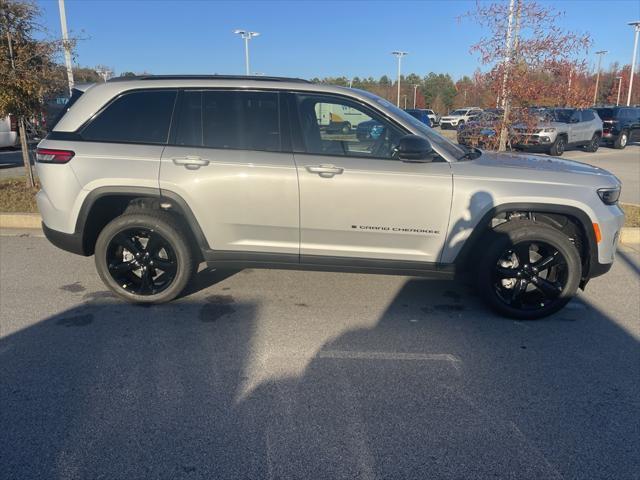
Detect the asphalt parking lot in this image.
<box><xmin>1</xmin><ymin>233</ymin><xmax>638</xmax><ymax>479</ymax></box>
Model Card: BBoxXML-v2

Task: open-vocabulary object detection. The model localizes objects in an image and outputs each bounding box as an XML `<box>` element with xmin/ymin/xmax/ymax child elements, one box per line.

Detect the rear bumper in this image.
<box><xmin>42</xmin><ymin>222</ymin><xmax>87</xmax><ymax>256</ymax></box>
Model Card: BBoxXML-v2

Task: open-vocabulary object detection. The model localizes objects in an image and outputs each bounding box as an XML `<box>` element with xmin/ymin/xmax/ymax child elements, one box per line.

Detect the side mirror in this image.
<box><xmin>395</xmin><ymin>135</ymin><xmax>433</xmax><ymax>162</ymax></box>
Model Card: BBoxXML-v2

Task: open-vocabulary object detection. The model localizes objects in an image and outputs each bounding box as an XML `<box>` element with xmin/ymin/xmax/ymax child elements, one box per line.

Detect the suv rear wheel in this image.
<box><xmin>549</xmin><ymin>135</ymin><xmax>566</xmax><ymax>156</ymax></box>
<box><xmin>94</xmin><ymin>210</ymin><xmax>197</xmax><ymax>303</ymax></box>
<box><xmin>584</xmin><ymin>133</ymin><xmax>600</xmax><ymax>152</ymax></box>
<box><xmin>476</xmin><ymin>220</ymin><xmax>581</xmax><ymax>320</ymax></box>
<box><xmin>614</xmin><ymin>131</ymin><xmax>628</xmax><ymax>149</ymax></box>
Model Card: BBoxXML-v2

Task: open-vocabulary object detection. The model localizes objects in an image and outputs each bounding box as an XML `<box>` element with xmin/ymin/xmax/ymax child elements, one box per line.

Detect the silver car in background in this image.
<box><xmin>512</xmin><ymin>108</ymin><xmax>603</xmax><ymax>156</ymax></box>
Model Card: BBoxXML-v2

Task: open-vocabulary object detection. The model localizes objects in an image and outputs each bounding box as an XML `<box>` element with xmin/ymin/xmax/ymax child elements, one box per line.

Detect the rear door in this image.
<box><xmin>160</xmin><ymin>90</ymin><xmax>299</xmax><ymax>255</ymax></box>
<box><xmin>291</xmin><ymin>93</ymin><xmax>452</xmax><ymax>264</ymax></box>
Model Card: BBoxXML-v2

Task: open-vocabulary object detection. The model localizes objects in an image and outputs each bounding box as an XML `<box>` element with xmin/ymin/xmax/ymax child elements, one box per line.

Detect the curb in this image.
<box><xmin>620</xmin><ymin>227</ymin><xmax>640</xmax><ymax>245</ymax></box>
<box><xmin>0</xmin><ymin>212</ymin><xmax>41</xmax><ymax>229</ymax></box>
<box><xmin>1</xmin><ymin>212</ymin><xmax>639</xmax><ymax>245</ymax></box>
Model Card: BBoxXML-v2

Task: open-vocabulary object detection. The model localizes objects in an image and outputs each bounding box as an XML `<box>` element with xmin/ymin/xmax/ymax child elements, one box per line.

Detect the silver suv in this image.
<box><xmin>36</xmin><ymin>76</ymin><xmax>624</xmax><ymax>319</ymax></box>
<box><xmin>439</xmin><ymin>107</ymin><xmax>482</xmax><ymax>130</ymax></box>
<box><xmin>512</xmin><ymin>108</ymin><xmax>603</xmax><ymax>156</ymax></box>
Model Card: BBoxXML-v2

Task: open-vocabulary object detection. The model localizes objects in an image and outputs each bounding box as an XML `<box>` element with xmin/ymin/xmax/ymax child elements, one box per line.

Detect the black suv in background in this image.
<box><xmin>595</xmin><ymin>106</ymin><xmax>640</xmax><ymax>149</ymax></box>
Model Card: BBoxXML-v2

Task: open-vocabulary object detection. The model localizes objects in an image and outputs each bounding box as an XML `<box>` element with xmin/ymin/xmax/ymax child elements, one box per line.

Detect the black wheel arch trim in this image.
<box><xmin>70</xmin><ymin>186</ymin><xmax>209</xmax><ymax>255</ymax></box>
<box><xmin>453</xmin><ymin>202</ymin><xmax>599</xmax><ymax>279</ymax></box>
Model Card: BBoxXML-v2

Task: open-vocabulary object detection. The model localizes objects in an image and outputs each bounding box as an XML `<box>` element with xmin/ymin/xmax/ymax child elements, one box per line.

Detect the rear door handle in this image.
<box><xmin>306</xmin><ymin>164</ymin><xmax>344</xmax><ymax>178</ymax></box>
<box><xmin>172</xmin><ymin>156</ymin><xmax>210</xmax><ymax>170</ymax></box>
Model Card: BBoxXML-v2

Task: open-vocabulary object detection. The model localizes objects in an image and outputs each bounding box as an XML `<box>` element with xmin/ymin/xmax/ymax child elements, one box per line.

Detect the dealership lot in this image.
<box><xmin>1</xmin><ymin>233</ymin><xmax>638</xmax><ymax>479</ymax></box>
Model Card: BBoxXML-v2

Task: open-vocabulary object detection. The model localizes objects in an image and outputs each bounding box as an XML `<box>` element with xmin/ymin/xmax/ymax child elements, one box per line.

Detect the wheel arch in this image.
<box><xmin>453</xmin><ymin>202</ymin><xmax>598</xmax><ymax>279</ymax></box>
<box><xmin>74</xmin><ymin>186</ymin><xmax>209</xmax><ymax>256</ymax></box>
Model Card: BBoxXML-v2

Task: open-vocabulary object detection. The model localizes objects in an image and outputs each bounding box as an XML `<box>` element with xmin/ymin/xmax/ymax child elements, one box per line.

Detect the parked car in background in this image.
<box><xmin>595</xmin><ymin>106</ymin><xmax>640</xmax><ymax>149</ymax></box>
<box><xmin>404</xmin><ymin>109</ymin><xmax>432</xmax><ymax>127</ymax></box>
<box><xmin>457</xmin><ymin>111</ymin><xmax>502</xmax><ymax>148</ymax></box>
<box><xmin>0</xmin><ymin>115</ymin><xmax>19</xmax><ymax>148</ymax></box>
<box><xmin>440</xmin><ymin>107</ymin><xmax>482</xmax><ymax>130</ymax></box>
<box><xmin>424</xmin><ymin>109</ymin><xmax>440</xmax><ymax>126</ymax></box>
<box><xmin>511</xmin><ymin>108</ymin><xmax>603</xmax><ymax>156</ymax></box>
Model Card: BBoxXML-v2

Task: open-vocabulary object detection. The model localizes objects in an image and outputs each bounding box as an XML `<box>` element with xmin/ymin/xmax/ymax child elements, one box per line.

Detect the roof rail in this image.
<box><xmin>108</xmin><ymin>74</ymin><xmax>311</xmax><ymax>83</ymax></box>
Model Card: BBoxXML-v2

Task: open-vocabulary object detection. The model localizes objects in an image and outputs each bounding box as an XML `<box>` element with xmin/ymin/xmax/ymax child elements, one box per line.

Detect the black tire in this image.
<box><xmin>549</xmin><ymin>135</ymin><xmax>566</xmax><ymax>156</ymax></box>
<box><xmin>475</xmin><ymin>220</ymin><xmax>581</xmax><ymax>320</ymax></box>
<box><xmin>584</xmin><ymin>133</ymin><xmax>600</xmax><ymax>152</ymax></box>
<box><xmin>613</xmin><ymin>131</ymin><xmax>628</xmax><ymax>149</ymax></box>
<box><xmin>94</xmin><ymin>210</ymin><xmax>198</xmax><ymax>304</ymax></box>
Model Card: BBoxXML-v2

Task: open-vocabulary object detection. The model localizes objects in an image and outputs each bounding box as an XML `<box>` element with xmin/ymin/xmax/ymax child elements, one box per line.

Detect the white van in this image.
<box><xmin>0</xmin><ymin>115</ymin><xmax>19</xmax><ymax>148</ymax></box>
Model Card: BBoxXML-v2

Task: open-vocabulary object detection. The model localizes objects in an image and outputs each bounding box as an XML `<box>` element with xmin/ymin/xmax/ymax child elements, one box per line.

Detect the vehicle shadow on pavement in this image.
<box><xmin>1</xmin><ymin>276</ymin><xmax>638</xmax><ymax>479</ymax></box>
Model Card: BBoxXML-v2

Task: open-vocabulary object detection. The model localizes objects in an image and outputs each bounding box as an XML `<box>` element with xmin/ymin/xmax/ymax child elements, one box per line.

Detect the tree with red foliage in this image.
<box><xmin>461</xmin><ymin>0</ymin><xmax>592</xmax><ymax>150</ymax></box>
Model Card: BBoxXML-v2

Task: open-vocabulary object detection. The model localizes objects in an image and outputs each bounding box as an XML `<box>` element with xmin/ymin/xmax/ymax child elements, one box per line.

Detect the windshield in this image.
<box><xmin>355</xmin><ymin>89</ymin><xmax>467</xmax><ymax>160</ymax></box>
<box><xmin>548</xmin><ymin>109</ymin><xmax>574</xmax><ymax>123</ymax></box>
<box><xmin>450</xmin><ymin>109</ymin><xmax>467</xmax><ymax>116</ymax></box>
<box><xmin>595</xmin><ymin>108</ymin><xmax>614</xmax><ymax>120</ymax></box>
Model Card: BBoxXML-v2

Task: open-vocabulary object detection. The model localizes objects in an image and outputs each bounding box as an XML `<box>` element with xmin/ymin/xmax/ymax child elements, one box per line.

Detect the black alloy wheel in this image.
<box><xmin>493</xmin><ymin>240</ymin><xmax>568</xmax><ymax>312</ymax></box>
<box><xmin>106</xmin><ymin>227</ymin><xmax>177</xmax><ymax>296</ymax></box>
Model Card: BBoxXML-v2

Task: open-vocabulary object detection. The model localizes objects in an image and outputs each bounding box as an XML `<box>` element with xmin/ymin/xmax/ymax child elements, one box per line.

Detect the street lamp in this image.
<box><xmin>412</xmin><ymin>84</ymin><xmax>419</xmax><ymax>108</ymax></box>
<box><xmin>234</xmin><ymin>29</ymin><xmax>260</xmax><ymax>76</ymax></box>
<box><xmin>593</xmin><ymin>50</ymin><xmax>607</xmax><ymax>106</ymax></box>
<box><xmin>627</xmin><ymin>21</ymin><xmax>640</xmax><ymax>106</ymax></box>
<box><xmin>391</xmin><ymin>51</ymin><xmax>408</xmax><ymax>107</ymax></box>
<box><xmin>616</xmin><ymin>76</ymin><xmax>623</xmax><ymax>106</ymax></box>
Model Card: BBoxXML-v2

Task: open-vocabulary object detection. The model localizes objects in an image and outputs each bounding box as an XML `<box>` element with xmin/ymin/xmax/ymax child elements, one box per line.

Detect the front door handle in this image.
<box><xmin>306</xmin><ymin>164</ymin><xmax>344</xmax><ymax>178</ymax></box>
<box><xmin>172</xmin><ymin>156</ymin><xmax>210</xmax><ymax>170</ymax></box>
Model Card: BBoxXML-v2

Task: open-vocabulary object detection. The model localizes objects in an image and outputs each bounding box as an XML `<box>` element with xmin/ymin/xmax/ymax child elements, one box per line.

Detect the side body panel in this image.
<box><xmin>444</xmin><ymin>158</ymin><xmax>624</xmax><ymax>266</ymax></box>
<box><xmin>160</xmin><ymin>147</ymin><xmax>299</xmax><ymax>254</ymax></box>
<box><xmin>295</xmin><ymin>153</ymin><xmax>453</xmax><ymax>262</ymax></box>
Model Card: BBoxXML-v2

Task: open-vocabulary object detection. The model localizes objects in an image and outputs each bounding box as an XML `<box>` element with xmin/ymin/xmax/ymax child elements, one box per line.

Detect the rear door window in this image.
<box><xmin>172</xmin><ymin>90</ymin><xmax>281</xmax><ymax>152</ymax></box>
<box><xmin>581</xmin><ymin>110</ymin><xmax>595</xmax><ymax>122</ymax></box>
<box><xmin>81</xmin><ymin>90</ymin><xmax>177</xmax><ymax>144</ymax></box>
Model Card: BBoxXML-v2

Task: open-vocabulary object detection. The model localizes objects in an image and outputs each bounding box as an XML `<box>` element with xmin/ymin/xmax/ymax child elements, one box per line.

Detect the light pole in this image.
<box><xmin>592</xmin><ymin>50</ymin><xmax>608</xmax><ymax>105</ymax></box>
<box><xmin>412</xmin><ymin>84</ymin><xmax>419</xmax><ymax>108</ymax></box>
<box><xmin>627</xmin><ymin>21</ymin><xmax>640</xmax><ymax>106</ymax></box>
<box><xmin>391</xmin><ymin>51</ymin><xmax>408</xmax><ymax>107</ymax></box>
<box><xmin>616</xmin><ymin>76</ymin><xmax>623</xmax><ymax>105</ymax></box>
<box><xmin>57</xmin><ymin>0</ymin><xmax>74</xmax><ymax>95</ymax></box>
<box><xmin>234</xmin><ymin>29</ymin><xmax>260</xmax><ymax>76</ymax></box>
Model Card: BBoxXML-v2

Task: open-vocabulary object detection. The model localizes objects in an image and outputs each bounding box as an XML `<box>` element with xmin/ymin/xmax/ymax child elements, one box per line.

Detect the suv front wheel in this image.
<box><xmin>549</xmin><ymin>136</ymin><xmax>566</xmax><ymax>156</ymax></box>
<box><xmin>94</xmin><ymin>210</ymin><xmax>197</xmax><ymax>304</ymax></box>
<box><xmin>476</xmin><ymin>220</ymin><xmax>581</xmax><ymax>320</ymax></box>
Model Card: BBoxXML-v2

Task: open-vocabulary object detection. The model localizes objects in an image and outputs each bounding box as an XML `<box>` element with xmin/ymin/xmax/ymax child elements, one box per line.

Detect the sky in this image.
<box><xmin>38</xmin><ymin>0</ymin><xmax>640</xmax><ymax>80</ymax></box>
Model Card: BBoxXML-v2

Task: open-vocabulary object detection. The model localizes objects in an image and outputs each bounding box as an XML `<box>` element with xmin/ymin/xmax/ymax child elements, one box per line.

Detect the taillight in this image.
<box><xmin>36</xmin><ymin>148</ymin><xmax>75</xmax><ymax>164</ymax></box>
<box><xmin>9</xmin><ymin>115</ymin><xmax>17</xmax><ymax>132</ymax></box>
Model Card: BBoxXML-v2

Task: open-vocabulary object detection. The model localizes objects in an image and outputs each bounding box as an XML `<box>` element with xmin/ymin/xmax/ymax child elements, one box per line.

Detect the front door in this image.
<box><xmin>160</xmin><ymin>90</ymin><xmax>299</xmax><ymax>255</ymax></box>
<box><xmin>291</xmin><ymin>93</ymin><xmax>453</xmax><ymax>264</ymax></box>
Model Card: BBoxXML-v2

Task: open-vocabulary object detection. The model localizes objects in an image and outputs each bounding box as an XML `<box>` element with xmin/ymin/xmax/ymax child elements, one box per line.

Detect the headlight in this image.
<box><xmin>597</xmin><ymin>187</ymin><xmax>621</xmax><ymax>205</ymax></box>
<box><xmin>542</xmin><ymin>128</ymin><xmax>556</xmax><ymax>133</ymax></box>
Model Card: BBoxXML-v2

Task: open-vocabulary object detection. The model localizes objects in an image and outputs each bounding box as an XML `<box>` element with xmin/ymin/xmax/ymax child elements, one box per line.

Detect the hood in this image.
<box><xmin>473</xmin><ymin>151</ymin><xmax>613</xmax><ymax>177</ymax></box>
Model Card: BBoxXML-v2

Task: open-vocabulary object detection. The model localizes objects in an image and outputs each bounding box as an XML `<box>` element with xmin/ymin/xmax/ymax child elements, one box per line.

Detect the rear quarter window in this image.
<box><xmin>81</xmin><ymin>90</ymin><xmax>177</xmax><ymax>144</ymax></box>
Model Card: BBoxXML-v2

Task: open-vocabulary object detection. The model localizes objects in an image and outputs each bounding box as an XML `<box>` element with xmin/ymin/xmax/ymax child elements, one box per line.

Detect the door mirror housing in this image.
<box><xmin>395</xmin><ymin>135</ymin><xmax>433</xmax><ymax>162</ymax></box>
